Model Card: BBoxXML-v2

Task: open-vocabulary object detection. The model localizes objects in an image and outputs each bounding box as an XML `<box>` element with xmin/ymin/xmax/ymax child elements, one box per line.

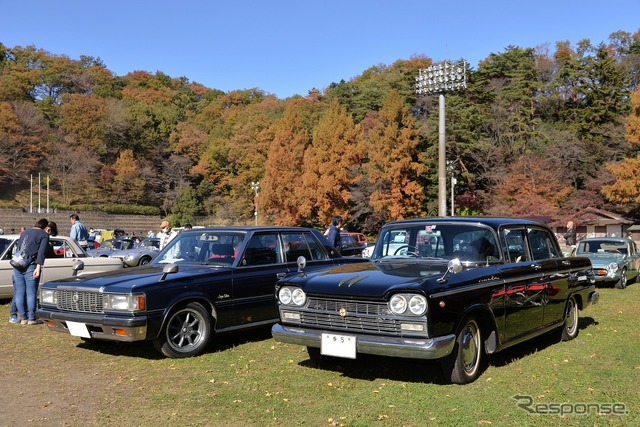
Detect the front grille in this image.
<box><xmin>56</xmin><ymin>290</ymin><xmax>104</xmax><ymax>313</ymax></box>
<box><xmin>295</xmin><ymin>297</ymin><xmax>426</xmax><ymax>336</ymax></box>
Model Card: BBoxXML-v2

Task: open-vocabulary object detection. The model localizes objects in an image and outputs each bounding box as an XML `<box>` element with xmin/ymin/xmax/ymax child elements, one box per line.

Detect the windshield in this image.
<box><xmin>576</xmin><ymin>240</ymin><xmax>627</xmax><ymax>255</ymax></box>
<box><xmin>154</xmin><ymin>230</ymin><xmax>246</xmax><ymax>265</ymax></box>
<box><xmin>372</xmin><ymin>223</ymin><xmax>499</xmax><ymax>262</ymax></box>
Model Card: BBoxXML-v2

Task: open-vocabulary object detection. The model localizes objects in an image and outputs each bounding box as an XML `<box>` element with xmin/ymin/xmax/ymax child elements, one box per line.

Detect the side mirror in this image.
<box><xmin>437</xmin><ymin>258</ymin><xmax>463</xmax><ymax>283</ymax></box>
<box><xmin>72</xmin><ymin>260</ymin><xmax>85</xmax><ymax>277</ymax></box>
<box><xmin>160</xmin><ymin>263</ymin><xmax>179</xmax><ymax>281</ymax></box>
<box><xmin>297</xmin><ymin>256</ymin><xmax>307</xmax><ymax>273</ymax></box>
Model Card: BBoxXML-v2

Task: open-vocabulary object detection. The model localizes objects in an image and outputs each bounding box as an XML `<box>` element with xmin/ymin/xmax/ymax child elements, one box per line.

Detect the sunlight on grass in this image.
<box><xmin>1</xmin><ymin>285</ymin><xmax>638</xmax><ymax>426</ymax></box>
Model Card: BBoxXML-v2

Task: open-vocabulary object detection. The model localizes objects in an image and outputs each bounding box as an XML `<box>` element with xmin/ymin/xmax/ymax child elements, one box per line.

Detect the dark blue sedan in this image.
<box><xmin>37</xmin><ymin>226</ymin><xmax>367</xmax><ymax>358</ymax></box>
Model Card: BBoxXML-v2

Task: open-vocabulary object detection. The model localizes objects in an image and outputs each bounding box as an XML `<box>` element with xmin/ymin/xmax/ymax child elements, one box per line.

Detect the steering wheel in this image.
<box><xmin>393</xmin><ymin>245</ymin><xmax>419</xmax><ymax>257</ymax></box>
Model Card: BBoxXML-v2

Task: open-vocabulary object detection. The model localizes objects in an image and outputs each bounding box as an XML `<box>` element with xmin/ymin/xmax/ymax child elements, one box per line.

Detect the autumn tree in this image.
<box><xmin>59</xmin><ymin>94</ymin><xmax>109</xmax><ymax>154</ymax></box>
<box><xmin>111</xmin><ymin>149</ymin><xmax>145</xmax><ymax>203</ymax></box>
<box><xmin>363</xmin><ymin>90</ymin><xmax>425</xmax><ymax>223</ymax></box>
<box><xmin>261</xmin><ymin>97</ymin><xmax>320</xmax><ymax>225</ymax></box>
<box><xmin>299</xmin><ymin>99</ymin><xmax>361</xmax><ymax>226</ymax></box>
<box><xmin>486</xmin><ymin>155</ymin><xmax>572</xmax><ymax>217</ymax></box>
<box><xmin>0</xmin><ymin>101</ymin><xmax>48</xmax><ymax>184</ymax></box>
<box><xmin>45</xmin><ymin>141</ymin><xmax>99</xmax><ymax>206</ymax></box>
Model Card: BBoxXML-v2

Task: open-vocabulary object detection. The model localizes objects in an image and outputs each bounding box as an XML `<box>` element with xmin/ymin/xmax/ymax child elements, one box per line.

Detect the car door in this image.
<box><xmin>232</xmin><ymin>231</ymin><xmax>290</xmax><ymax>326</ymax></box>
<box><xmin>498</xmin><ymin>227</ymin><xmax>555</xmax><ymax>341</ymax></box>
<box><xmin>38</xmin><ymin>237</ymin><xmax>83</xmax><ymax>283</ymax></box>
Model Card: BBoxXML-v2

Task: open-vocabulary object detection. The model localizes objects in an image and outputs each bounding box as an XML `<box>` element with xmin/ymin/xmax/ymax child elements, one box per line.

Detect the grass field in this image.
<box><xmin>1</xmin><ymin>285</ymin><xmax>638</xmax><ymax>426</ymax></box>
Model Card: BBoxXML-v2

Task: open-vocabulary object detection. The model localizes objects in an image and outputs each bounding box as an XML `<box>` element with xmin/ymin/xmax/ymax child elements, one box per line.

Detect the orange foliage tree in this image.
<box><xmin>364</xmin><ymin>90</ymin><xmax>425</xmax><ymax>221</ymax></box>
<box><xmin>486</xmin><ymin>155</ymin><xmax>572</xmax><ymax>217</ymax></box>
<box><xmin>299</xmin><ymin>99</ymin><xmax>362</xmax><ymax>226</ymax></box>
<box><xmin>261</xmin><ymin>97</ymin><xmax>320</xmax><ymax>225</ymax></box>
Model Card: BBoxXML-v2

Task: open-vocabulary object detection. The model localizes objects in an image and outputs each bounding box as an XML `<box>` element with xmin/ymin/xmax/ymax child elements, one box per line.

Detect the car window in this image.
<box><xmin>240</xmin><ymin>233</ymin><xmax>282</xmax><ymax>266</ymax></box>
<box><xmin>283</xmin><ymin>232</ymin><xmax>327</xmax><ymax>262</ymax></box>
<box><xmin>0</xmin><ymin>238</ymin><xmax>12</xmax><ymax>259</ymax></box>
<box><xmin>501</xmin><ymin>229</ymin><xmax>529</xmax><ymax>263</ymax></box>
<box><xmin>527</xmin><ymin>228</ymin><xmax>560</xmax><ymax>260</ymax></box>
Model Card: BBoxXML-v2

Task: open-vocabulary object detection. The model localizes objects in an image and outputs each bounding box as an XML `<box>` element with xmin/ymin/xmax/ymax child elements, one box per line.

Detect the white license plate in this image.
<box><xmin>321</xmin><ymin>333</ymin><xmax>356</xmax><ymax>359</ymax></box>
<box><xmin>66</xmin><ymin>321</ymin><xmax>91</xmax><ymax>338</ymax></box>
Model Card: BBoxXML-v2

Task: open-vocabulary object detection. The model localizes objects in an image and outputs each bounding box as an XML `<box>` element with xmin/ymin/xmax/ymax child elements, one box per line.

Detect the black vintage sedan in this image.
<box><xmin>272</xmin><ymin>217</ymin><xmax>599</xmax><ymax>384</ymax></box>
<box><xmin>37</xmin><ymin>227</ymin><xmax>367</xmax><ymax>358</ymax></box>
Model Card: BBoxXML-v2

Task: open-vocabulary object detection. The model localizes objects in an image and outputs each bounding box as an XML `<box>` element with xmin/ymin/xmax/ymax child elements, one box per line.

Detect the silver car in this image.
<box><xmin>0</xmin><ymin>234</ymin><xmax>123</xmax><ymax>298</ymax></box>
<box><xmin>574</xmin><ymin>237</ymin><xmax>640</xmax><ymax>289</ymax></box>
<box><xmin>110</xmin><ymin>238</ymin><xmax>160</xmax><ymax>267</ymax></box>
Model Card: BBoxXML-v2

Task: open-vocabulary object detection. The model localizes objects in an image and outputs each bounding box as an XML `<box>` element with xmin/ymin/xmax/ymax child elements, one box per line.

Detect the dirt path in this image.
<box><xmin>0</xmin><ymin>301</ymin><xmax>151</xmax><ymax>426</ymax></box>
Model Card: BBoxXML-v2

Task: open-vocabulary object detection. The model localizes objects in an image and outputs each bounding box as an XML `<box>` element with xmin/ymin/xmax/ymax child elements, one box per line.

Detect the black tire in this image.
<box><xmin>615</xmin><ymin>269</ymin><xmax>627</xmax><ymax>289</ymax></box>
<box><xmin>560</xmin><ymin>296</ymin><xmax>579</xmax><ymax>341</ymax></box>
<box><xmin>442</xmin><ymin>317</ymin><xmax>482</xmax><ymax>384</ymax></box>
<box><xmin>138</xmin><ymin>256</ymin><xmax>151</xmax><ymax>266</ymax></box>
<box><xmin>153</xmin><ymin>302</ymin><xmax>212</xmax><ymax>358</ymax></box>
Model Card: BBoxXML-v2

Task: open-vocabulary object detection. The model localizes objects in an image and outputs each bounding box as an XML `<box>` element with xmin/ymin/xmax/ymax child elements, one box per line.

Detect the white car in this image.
<box><xmin>0</xmin><ymin>234</ymin><xmax>123</xmax><ymax>298</ymax></box>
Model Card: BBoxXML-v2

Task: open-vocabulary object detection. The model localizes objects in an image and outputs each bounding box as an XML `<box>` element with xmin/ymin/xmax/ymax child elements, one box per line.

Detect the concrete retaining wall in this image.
<box><xmin>0</xmin><ymin>208</ymin><xmax>164</xmax><ymax>236</ymax></box>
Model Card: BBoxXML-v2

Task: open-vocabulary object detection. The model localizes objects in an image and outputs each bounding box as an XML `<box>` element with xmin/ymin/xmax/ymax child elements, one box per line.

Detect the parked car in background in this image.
<box><xmin>109</xmin><ymin>238</ymin><xmax>161</xmax><ymax>267</ymax></box>
<box><xmin>345</xmin><ymin>232</ymin><xmax>368</xmax><ymax>245</ymax></box>
<box><xmin>86</xmin><ymin>238</ymin><xmax>136</xmax><ymax>258</ymax></box>
<box><xmin>91</xmin><ymin>229</ymin><xmax>126</xmax><ymax>244</ymax></box>
<box><xmin>272</xmin><ymin>217</ymin><xmax>599</xmax><ymax>384</ymax></box>
<box><xmin>37</xmin><ymin>227</ymin><xmax>368</xmax><ymax>358</ymax></box>
<box><xmin>0</xmin><ymin>234</ymin><xmax>123</xmax><ymax>299</ymax></box>
<box><xmin>574</xmin><ymin>237</ymin><xmax>639</xmax><ymax>289</ymax></box>
<box><xmin>339</xmin><ymin>233</ymin><xmax>367</xmax><ymax>257</ymax></box>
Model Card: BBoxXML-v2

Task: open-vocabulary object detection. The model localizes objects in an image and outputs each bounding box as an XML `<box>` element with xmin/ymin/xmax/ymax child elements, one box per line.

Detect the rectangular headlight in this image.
<box><xmin>103</xmin><ymin>294</ymin><xmax>145</xmax><ymax>311</ymax></box>
<box><xmin>40</xmin><ymin>289</ymin><xmax>57</xmax><ymax>305</ymax></box>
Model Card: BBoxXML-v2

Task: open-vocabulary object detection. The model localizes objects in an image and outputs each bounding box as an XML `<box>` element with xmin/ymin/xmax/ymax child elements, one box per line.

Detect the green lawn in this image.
<box><xmin>1</xmin><ymin>285</ymin><xmax>638</xmax><ymax>426</ymax></box>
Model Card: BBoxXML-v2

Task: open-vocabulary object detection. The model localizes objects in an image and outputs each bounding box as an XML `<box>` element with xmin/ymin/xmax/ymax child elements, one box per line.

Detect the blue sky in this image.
<box><xmin>1</xmin><ymin>0</ymin><xmax>639</xmax><ymax>99</ymax></box>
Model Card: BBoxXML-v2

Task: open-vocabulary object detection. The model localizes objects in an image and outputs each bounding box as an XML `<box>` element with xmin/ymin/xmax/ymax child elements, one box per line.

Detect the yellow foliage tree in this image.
<box><xmin>624</xmin><ymin>87</ymin><xmax>640</xmax><ymax>146</ymax></box>
<box><xmin>602</xmin><ymin>155</ymin><xmax>640</xmax><ymax>204</ymax></box>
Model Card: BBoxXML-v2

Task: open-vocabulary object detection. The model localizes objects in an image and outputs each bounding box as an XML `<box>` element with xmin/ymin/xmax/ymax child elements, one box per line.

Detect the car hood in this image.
<box><xmin>41</xmin><ymin>264</ymin><xmax>232</xmax><ymax>293</ymax></box>
<box><xmin>576</xmin><ymin>253</ymin><xmax>624</xmax><ymax>267</ymax></box>
<box><xmin>282</xmin><ymin>260</ymin><xmax>451</xmax><ymax>298</ymax></box>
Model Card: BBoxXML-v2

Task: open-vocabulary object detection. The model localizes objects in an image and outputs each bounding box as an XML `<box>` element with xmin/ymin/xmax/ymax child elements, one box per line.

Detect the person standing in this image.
<box><xmin>12</xmin><ymin>218</ymin><xmax>49</xmax><ymax>324</ymax></box>
<box><xmin>326</xmin><ymin>215</ymin><xmax>343</xmax><ymax>252</ymax></box>
<box><xmin>69</xmin><ymin>214</ymin><xmax>89</xmax><ymax>247</ymax></box>
<box><xmin>158</xmin><ymin>220</ymin><xmax>178</xmax><ymax>250</ymax></box>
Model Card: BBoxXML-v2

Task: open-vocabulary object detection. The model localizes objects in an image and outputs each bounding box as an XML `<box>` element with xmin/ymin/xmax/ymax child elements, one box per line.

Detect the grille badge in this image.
<box><xmin>339</xmin><ymin>307</ymin><xmax>347</xmax><ymax>318</ymax></box>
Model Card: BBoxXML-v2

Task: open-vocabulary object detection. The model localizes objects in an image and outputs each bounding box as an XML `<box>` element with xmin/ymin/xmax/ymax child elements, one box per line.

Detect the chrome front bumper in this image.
<box><xmin>37</xmin><ymin>308</ymin><xmax>148</xmax><ymax>342</ymax></box>
<box><xmin>271</xmin><ymin>323</ymin><xmax>456</xmax><ymax>360</ymax></box>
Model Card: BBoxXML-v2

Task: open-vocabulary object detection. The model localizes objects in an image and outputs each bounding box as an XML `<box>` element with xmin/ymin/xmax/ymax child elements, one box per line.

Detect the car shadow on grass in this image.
<box><xmin>298</xmin><ymin>316</ymin><xmax>599</xmax><ymax>384</ymax></box>
<box><xmin>75</xmin><ymin>324</ymin><xmax>275</xmax><ymax>359</ymax></box>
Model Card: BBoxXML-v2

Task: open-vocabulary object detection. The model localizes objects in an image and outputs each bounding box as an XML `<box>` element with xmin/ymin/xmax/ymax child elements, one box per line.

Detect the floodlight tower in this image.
<box><xmin>250</xmin><ymin>181</ymin><xmax>260</xmax><ymax>226</ymax></box>
<box><xmin>416</xmin><ymin>60</ymin><xmax>466</xmax><ymax>216</ymax></box>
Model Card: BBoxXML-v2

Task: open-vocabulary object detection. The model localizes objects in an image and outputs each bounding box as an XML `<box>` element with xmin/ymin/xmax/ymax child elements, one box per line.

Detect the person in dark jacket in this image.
<box><xmin>326</xmin><ymin>215</ymin><xmax>343</xmax><ymax>252</ymax></box>
<box><xmin>12</xmin><ymin>218</ymin><xmax>49</xmax><ymax>324</ymax></box>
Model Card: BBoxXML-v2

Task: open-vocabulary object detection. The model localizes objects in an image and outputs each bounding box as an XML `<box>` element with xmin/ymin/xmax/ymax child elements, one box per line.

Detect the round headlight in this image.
<box><xmin>408</xmin><ymin>295</ymin><xmax>427</xmax><ymax>315</ymax></box>
<box><xmin>389</xmin><ymin>294</ymin><xmax>408</xmax><ymax>314</ymax></box>
<box><xmin>608</xmin><ymin>262</ymin><xmax>619</xmax><ymax>273</ymax></box>
<box><xmin>278</xmin><ymin>287</ymin><xmax>292</xmax><ymax>304</ymax></box>
<box><xmin>291</xmin><ymin>288</ymin><xmax>306</xmax><ymax>306</ymax></box>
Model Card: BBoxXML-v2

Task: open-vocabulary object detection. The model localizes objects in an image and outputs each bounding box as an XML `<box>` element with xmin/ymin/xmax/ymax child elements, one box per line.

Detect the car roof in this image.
<box><xmin>579</xmin><ymin>237</ymin><xmax>632</xmax><ymax>242</ymax></box>
<box><xmin>181</xmin><ymin>226</ymin><xmax>319</xmax><ymax>233</ymax></box>
<box><xmin>382</xmin><ymin>217</ymin><xmax>547</xmax><ymax>228</ymax></box>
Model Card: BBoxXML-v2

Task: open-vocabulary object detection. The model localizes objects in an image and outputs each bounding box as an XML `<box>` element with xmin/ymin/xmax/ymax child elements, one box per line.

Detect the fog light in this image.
<box><xmin>400</xmin><ymin>323</ymin><xmax>425</xmax><ymax>332</ymax></box>
<box><xmin>282</xmin><ymin>311</ymin><xmax>301</xmax><ymax>321</ymax></box>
